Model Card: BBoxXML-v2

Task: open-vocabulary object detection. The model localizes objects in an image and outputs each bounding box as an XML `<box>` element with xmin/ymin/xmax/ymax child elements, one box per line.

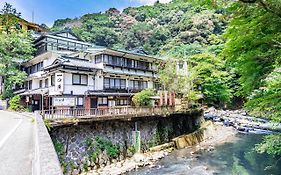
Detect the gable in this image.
<box><xmin>56</xmin><ymin>32</ymin><xmax>79</xmax><ymax>40</ymax></box>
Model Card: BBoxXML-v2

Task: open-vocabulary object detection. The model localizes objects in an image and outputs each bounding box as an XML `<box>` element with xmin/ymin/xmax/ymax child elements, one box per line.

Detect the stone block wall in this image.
<box><xmin>50</xmin><ymin>111</ymin><xmax>202</xmax><ymax>174</ymax></box>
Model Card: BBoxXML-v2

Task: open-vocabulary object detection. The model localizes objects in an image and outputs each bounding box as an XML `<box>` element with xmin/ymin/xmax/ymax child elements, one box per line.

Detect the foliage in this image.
<box><xmin>255</xmin><ymin>134</ymin><xmax>281</xmax><ymax>156</ymax></box>
<box><xmin>222</xmin><ymin>3</ymin><xmax>281</xmax><ymax>96</ymax></box>
<box><xmin>191</xmin><ymin>53</ymin><xmax>233</xmax><ymax>106</ymax></box>
<box><xmin>159</xmin><ymin>46</ymin><xmax>233</xmax><ymax>106</ymax></box>
<box><xmin>132</xmin><ymin>89</ymin><xmax>155</xmax><ymax>107</ymax></box>
<box><xmin>216</xmin><ymin>0</ymin><xmax>281</xmax><ymax>156</ymax></box>
<box><xmin>85</xmin><ymin>136</ymin><xmax>120</xmax><ymax>159</ymax></box>
<box><xmin>8</xmin><ymin>95</ymin><xmax>21</xmax><ymax>111</ymax></box>
<box><xmin>245</xmin><ymin>68</ymin><xmax>281</xmax><ymax>121</ymax></box>
<box><xmin>0</xmin><ymin>3</ymin><xmax>34</xmax><ymax>99</ymax></box>
<box><xmin>51</xmin><ymin>0</ymin><xmax>226</xmax><ymax>55</ymax></box>
<box><xmin>43</xmin><ymin>119</ymin><xmax>52</xmax><ymax>131</ymax></box>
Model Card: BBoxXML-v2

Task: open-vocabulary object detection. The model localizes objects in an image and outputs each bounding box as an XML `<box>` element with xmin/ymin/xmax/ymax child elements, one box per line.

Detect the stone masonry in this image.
<box><xmin>50</xmin><ymin>111</ymin><xmax>202</xmax><ymax>174</ymax></box>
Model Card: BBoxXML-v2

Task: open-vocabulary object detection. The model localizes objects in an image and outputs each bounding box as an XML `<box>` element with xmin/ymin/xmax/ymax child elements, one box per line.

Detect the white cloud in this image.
<box><xmin>129</xmin><ymin>0</ymin><xmax>172</xmax><ymax>5</ymax></box>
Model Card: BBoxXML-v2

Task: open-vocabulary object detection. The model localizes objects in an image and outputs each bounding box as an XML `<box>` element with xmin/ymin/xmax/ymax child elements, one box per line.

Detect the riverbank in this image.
<box><xmin>81</xmin><ymin>122</ymin><xmax>237</xmax><ymax>175</ymax></box>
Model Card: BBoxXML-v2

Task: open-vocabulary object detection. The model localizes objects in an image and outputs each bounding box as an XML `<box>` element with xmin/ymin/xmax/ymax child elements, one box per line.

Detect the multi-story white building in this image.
<box><xmin>15</xmin><ymin>30</ymin><xmax>164</xmax><ymax>111</ymax></box>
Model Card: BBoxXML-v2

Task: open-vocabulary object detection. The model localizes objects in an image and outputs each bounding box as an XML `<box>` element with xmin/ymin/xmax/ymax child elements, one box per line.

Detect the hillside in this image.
<box><xmin>51</xmin><ymin>0</ymin><xmax>227</xmax><ymax>56</ymax></box>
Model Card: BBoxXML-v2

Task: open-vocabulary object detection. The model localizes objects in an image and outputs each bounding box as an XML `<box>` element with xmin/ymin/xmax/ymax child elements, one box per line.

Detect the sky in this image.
<box><xmin>1</xmin><ymin>0</ymin><xmax>172</xmax><ymax>27</ymax></box>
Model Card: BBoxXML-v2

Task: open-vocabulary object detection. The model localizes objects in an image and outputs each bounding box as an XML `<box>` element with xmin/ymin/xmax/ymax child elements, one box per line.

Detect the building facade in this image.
<box><xmin>15</xmin><ymin>30</ymin><xmax>164</xmax><ymax>111</ymax></box>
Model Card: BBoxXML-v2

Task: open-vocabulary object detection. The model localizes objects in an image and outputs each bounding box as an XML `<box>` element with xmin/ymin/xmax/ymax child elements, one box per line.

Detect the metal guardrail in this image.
<box><xmin>42</xmin><ymin>106</ymin><xmax>179</xmax><ymax>120</ymax></box>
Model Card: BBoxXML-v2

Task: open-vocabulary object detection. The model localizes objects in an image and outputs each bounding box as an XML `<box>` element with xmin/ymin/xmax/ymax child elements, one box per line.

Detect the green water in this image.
<box><xmin>129</xmin><ymin>134</ymin><xmax>281</xmax><ymax>175</ymax></box>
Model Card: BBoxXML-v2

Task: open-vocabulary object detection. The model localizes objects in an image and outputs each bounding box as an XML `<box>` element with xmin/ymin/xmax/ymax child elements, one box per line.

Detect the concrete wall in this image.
<box><xmin>50</xmin><ymin>111</ymin><xmax>202</xmax><ymax>174</ymax></box>
<box><xmin>33</xmin><ymin>112</ymin><xmax>63</xmax><ymax>175</ymax></box>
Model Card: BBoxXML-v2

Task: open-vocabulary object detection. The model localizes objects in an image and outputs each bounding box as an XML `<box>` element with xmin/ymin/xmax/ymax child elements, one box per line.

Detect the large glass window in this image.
<box><xmin>104</xmin><ymin>78</ymin><xmax>126</xmax><ymax>89</ymax></box>
<box><xmin>129</xmin><ymin>80</ymin><xmax>148</xmax><ymax>90</ymax></box>
<box><xmin>72</xmin><ymin>74</ymin><xmax>88</xmax><ymax>85</ymax></box>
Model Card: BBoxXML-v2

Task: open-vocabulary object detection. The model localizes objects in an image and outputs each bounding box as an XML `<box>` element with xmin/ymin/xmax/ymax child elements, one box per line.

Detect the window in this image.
<box><xmin>45</xmin><ymin>79</ymin><xmax>48</xmax><ymax>88</ymax></box>
<box><xmin>72</xmin><ymin>74</ymin><xmax>88</xmax><ymax>85</ymax></box>
<box><xmin>51</xmin><ymin>75</ymin><xmax>55</xmax><ymax>86</ymax></box>
<box><xmin>121</xmin><ymin>79</ymin><xmax>126</xmax><ymax>89</ymax></box>
<box><xmin>98</xmin><ymin>97</ymin><xmax>108</xmax><ymax>105</ymax></box>
<box><xmin>110</xmin><ymin>79</ymin><xmax>114</xmax><ymax>88</ymax></box>
<box><xmin>104</xmin><ymin>78</ymin><xmax>126</xmax><ymax>89</ymax></box>
<box><xmin>104</xmin><ymin>78</ymin><xmax>110</xmax><ymax>89</ymax></box>
<box><xmin>130</xmin><ymin>80</ymin><xmax>148</xmax><ymax>90</ymax></box>
<box><xmin>116</xmin><ymin>99</ymin><xmax>128</xmax><ymax>106</ymax></box>
<box><xmin>39</xmin><ymin>80</ymin><xmax>43</xmax><ymax>88</ymax></box>
<box><xmin>95</xmin><ymin>55</ymin><xmax>102</xmax><ymax>63</ymax></box>
<box><xmin>76</xmin><ymin>97</ymin><xmax>84</xmax><ymax>106</ymax></box>
<box><xmin>28</xmin><ymin>80</ymin><xmax>32</xmax><ymax>90</ymax></box>
<box><xmin>154</xmin><ymin>82</ymin><xmax>162</xmax><ymax>90</ymax></box>
<box><xmin>103</xmin><ymin>54</ymin><xmax>108</xmax><ymax>63</ymax></box>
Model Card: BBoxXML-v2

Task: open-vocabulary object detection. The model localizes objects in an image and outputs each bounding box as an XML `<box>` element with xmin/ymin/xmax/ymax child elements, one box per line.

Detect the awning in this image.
<box><xmin>19</xmin><ymin>88</ymin><xmax>49</xmax><ymax>96</ymax></box>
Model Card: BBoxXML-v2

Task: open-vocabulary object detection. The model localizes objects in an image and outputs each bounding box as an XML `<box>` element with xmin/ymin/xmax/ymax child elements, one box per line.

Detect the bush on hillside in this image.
<box><xmin>9</xmin><ymin>95</ymin><xmax>22</xmax><ymax>111</ymax></box>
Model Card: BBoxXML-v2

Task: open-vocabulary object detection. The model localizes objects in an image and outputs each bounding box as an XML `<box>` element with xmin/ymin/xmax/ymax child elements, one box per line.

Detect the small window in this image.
<box><xmin>81</xmin><ymin>75</ymin><xmax>88</xmax><ymax>85</ymax></box>
<box><xmin>95</xmin><ymin>55</ymin><xmax>102</xmax><ymax>63</ymax></box>
<box><xmin>51</xmin><ymin>75</ymin><xmax>55</xmax><ymax>86</ymax></box>
<box><xmin>72</xmin><ymin>74</ymin><xmax>80</xmax><ymax>84</ymax></box>
<box><xmin>178</xmin><ymin>62</ymin><xmax>184</xmax><ymax>69</ymax></box>
<box><xmin>76</xmin><ymin>97</ymin><xmax>84</xmax><ymax>106</ymax></box>
<box><xmin>98</xmin><ymin>97</ymin><xmax>108</xmax><ymax>105</ymax></box>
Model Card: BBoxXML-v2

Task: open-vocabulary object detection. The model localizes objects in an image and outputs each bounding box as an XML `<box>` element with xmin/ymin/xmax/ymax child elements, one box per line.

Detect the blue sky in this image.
<box><xmin>1</xmin><ymin>0</ymin><xmax>171</xmax><ymax>27</ymax></box>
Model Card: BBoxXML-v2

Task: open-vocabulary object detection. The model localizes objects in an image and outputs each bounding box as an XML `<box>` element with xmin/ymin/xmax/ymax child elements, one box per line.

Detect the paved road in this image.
<box><xmin>0</xmin><ymin>111</ymin><xmax>34</xmax><ymax>175</ymax></box>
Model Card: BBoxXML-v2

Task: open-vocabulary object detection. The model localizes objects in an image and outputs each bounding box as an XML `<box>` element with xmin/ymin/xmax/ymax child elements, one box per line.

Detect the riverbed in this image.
<box><xmin>128</xmin><ymin>133</ymin><xmax>281</xmax><ymax>175</ymax></box>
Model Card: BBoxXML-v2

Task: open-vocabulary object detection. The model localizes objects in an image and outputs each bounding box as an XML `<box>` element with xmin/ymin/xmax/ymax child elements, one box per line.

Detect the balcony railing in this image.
<box><xmin>42</xmin><ymin>106</ymin><xmax>179</xmax><ymax>121</ymax></box>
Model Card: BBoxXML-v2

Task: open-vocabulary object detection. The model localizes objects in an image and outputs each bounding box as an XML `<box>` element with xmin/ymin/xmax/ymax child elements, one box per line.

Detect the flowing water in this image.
<box><xmin>129</xmin><ymin>134</ymin><xmax>281</xmax><ymax>175</ymax></box>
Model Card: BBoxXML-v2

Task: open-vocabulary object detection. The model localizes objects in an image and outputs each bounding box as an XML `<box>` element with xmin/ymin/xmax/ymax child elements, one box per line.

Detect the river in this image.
<box><xmin>129</xmin><ymin>133</ymin><xmax>281</xmax><ymax>175</ymax></box>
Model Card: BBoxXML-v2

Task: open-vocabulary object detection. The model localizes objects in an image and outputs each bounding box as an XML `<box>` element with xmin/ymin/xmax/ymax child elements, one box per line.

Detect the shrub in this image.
<box><xmin>85</xmin><ymin>136</ymin><xmax>120</xmax><ymax>160</ymax></box>
<box><xmin>132</xmin><ymin>89</ymin><xmax>155</xmax><ymax>107</ymax></box>
<box><xmin>8</xmin><ymin>95</ymin><xmax>22</xmax><ymax>111</ymax></box>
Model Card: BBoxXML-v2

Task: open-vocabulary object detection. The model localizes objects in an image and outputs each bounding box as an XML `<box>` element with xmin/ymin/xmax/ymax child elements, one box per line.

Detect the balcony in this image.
<box><xmin>41</xmin><ymin>105</ymin><xmax>189</xmax><ymax>126</ymax></box>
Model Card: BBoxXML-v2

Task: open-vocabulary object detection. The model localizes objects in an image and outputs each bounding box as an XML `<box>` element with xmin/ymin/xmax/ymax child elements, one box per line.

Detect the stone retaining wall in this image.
<box><xmin>50</xmin><ymin>111</ymin><xmax>202</xmax><ymax>174</ymax></box>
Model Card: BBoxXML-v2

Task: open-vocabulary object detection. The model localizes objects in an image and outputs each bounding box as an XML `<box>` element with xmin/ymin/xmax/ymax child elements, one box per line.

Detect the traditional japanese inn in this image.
<box><xmin>13</xmin><ymin>30</ymin><xmax>176</xmax><ymax>113</ymax></box>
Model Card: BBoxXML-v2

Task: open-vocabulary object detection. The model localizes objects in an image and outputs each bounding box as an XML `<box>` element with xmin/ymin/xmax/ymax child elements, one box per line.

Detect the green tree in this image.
<box><xmin>0</xmin><ymin>3</ymin><xmax>34</xmax><ymax>99</ymax></box>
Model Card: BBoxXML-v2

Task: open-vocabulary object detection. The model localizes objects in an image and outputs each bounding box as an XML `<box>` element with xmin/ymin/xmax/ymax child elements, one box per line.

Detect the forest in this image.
<box><xmin>50</xmin><ymin>0</ymin><xmax>281</xmax><ymax>157</ymax></box>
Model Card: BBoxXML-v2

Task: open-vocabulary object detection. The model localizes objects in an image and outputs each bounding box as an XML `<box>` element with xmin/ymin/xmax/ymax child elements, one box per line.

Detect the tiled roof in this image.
<box><xmin>44</xmin><ymin>56</ymin><xmax>101</xmax><ymax>70</ymax></box>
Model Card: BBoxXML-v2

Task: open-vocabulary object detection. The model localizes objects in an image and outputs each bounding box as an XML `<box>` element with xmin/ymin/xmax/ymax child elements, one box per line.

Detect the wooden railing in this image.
<box><xmin>42</xmin><ymin>106</ymin><xmax>179</xmax><ymax>121</ymax></box>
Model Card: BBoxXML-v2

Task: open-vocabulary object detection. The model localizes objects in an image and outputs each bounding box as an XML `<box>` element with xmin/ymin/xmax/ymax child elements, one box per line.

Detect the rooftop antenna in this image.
<box><xmin>32</xmin><ymin>10</ymin><xmax>34</xmax><ymax>23</ymax></box>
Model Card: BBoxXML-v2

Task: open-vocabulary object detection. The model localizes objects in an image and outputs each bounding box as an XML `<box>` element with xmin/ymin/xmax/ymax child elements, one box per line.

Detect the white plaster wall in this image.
<box><xmin>63</xmin><ymin>73</ymin><xmax>95</xmax><ymax>95</ymax></box>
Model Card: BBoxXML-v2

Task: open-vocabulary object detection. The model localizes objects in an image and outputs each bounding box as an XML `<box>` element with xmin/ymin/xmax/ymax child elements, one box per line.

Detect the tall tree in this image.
<box><xmin>0</xmin><ymin>3</ymin><xmax>34</xmax><ymax>98</ymax></box>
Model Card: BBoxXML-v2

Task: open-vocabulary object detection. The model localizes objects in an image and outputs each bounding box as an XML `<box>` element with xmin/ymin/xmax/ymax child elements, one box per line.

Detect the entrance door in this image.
<box><xmin>90</xmin><ymin>98</ymin><xmax>97</xmax><ymax>109</ymax></box>
<box><xmin>32</xmin><ymin>100</ymin><xmax>40</xmax><ymax>111</ymax></box>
